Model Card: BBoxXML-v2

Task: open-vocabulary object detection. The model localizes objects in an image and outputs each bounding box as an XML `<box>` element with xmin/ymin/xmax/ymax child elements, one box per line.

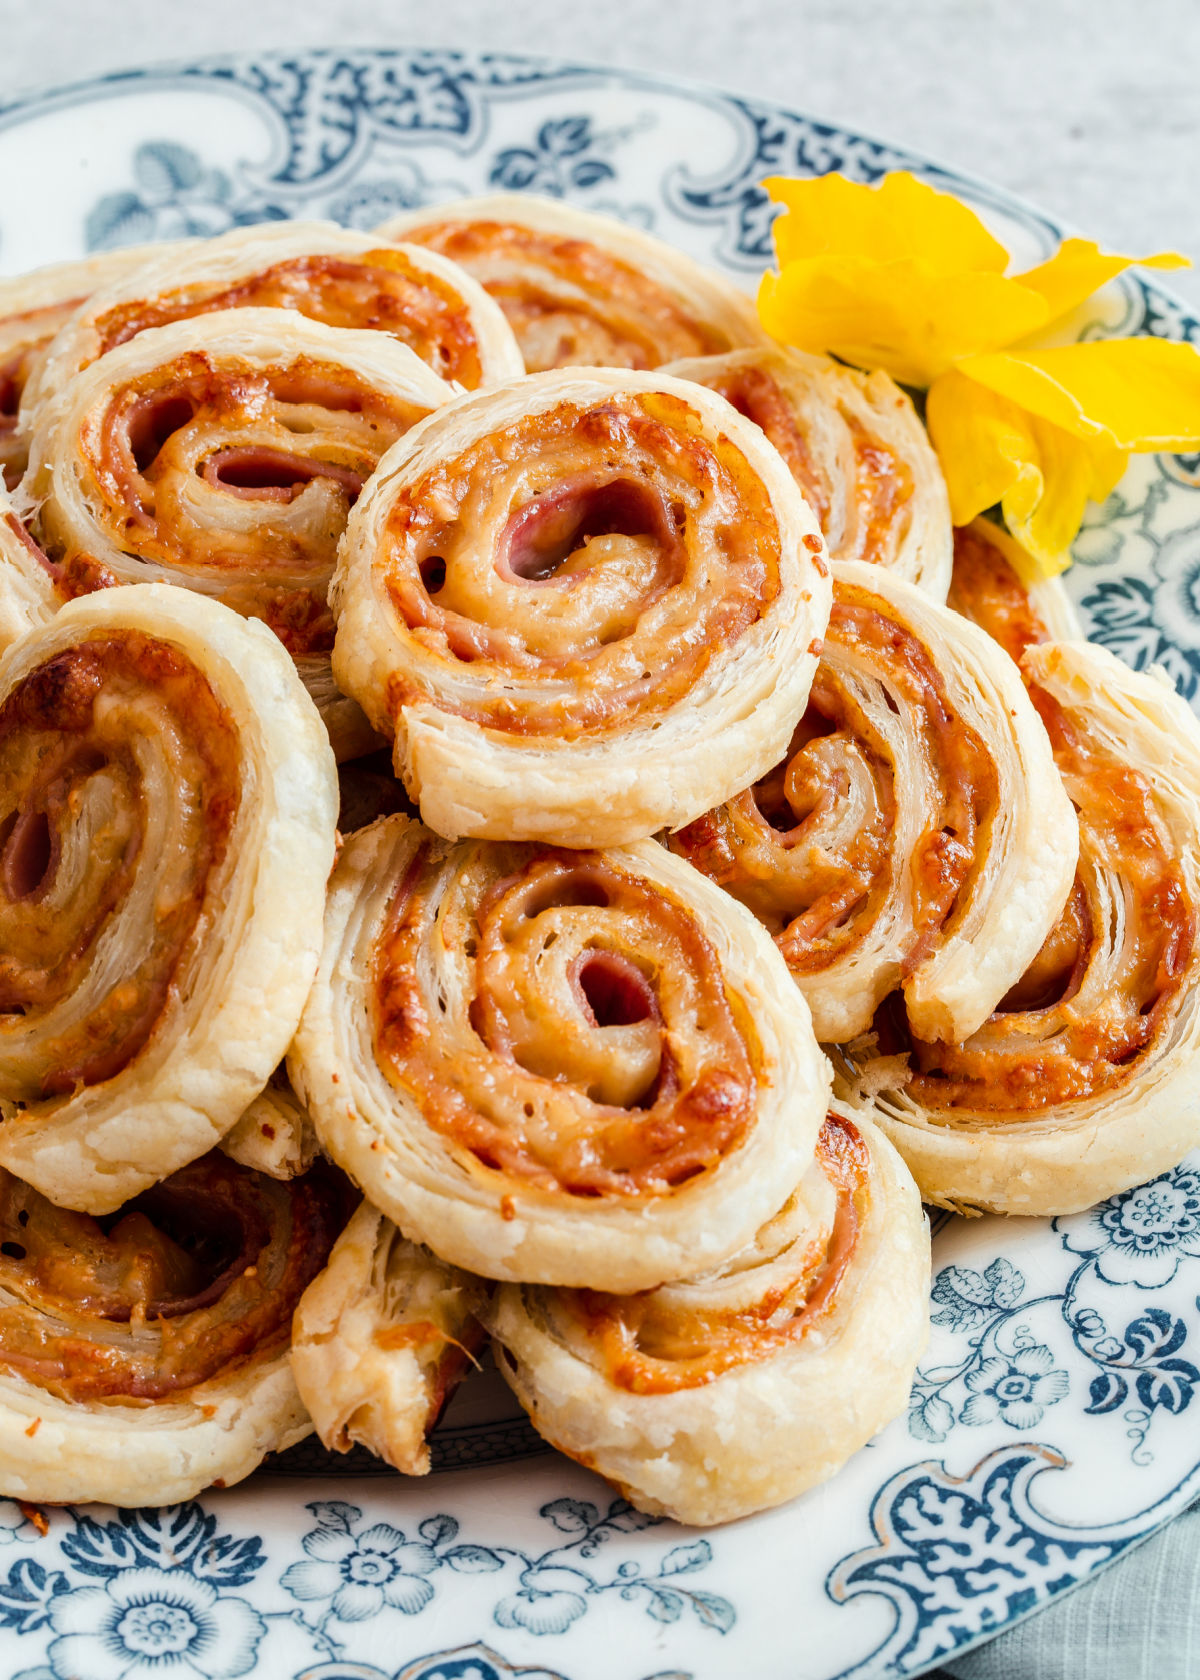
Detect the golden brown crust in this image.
<box><xmin>485</xmin><ymin>1111</ymin><xmax>928</xmax><ymax>1525</ymax></box>
<box><xmin>663</xmin><ymin>345</ymin><xmax>952</xmax><ymax>596</ymax></box>
<box><xmin>22</xmin><ymin>222</ymin><xmax>523</xmax><ymax>432</ymax></box>
<box><xmin>839</xmin><ymin>522</ymin><xmax>1200</xmax><ymax>1213</ymax></box>
<box><xmin>0</xmin><ymin>1152</ymin><xmax>350</xmax><ymax>1504</ymax></box>
<box><xmin>380</xmin><ymin>194</ymin><xmax>767</xmax><ymax>372</ymax></box>
<box><xmin>291</xmin><ymin>1200</ymin><xmax>483</xmax><ymax>1475</ymax></box>
<box><xmin>0</xmin><ymin>244</ymin><xmax>180</xmax><ymax>488</ymax></box>
<box><xmin>24</xmin><ymin>307</ymin><xmax>452</xmax><ymax>760</ymax></box>
<box><xmin>331</xmin><ymin>367</ymin><xmax>831</xmax><ymax>845</ymax></box>
<box><xmin>673</xmin><ymin>559</ymin><xmax>1078</xmax><ymax>1043</ymax></box>
<box><xmin>289</xmin><ymin>816</ymin><xmax>831</xmax><ymax>1290</ymax></box>
<box><xmin>0</xmin><ymin>584</ymin><xmax>338</xmax><ymax>1213</ymax></box>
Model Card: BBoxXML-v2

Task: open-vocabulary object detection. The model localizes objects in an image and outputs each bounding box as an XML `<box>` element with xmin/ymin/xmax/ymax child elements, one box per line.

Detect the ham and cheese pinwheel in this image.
<box><xmin>20</xmin><ymin>219</ymin><xmax>522</xmax><ymax>431</ymax></box>
<box><xmin>289</xmin><ymin>816</ymin><xmax>831</xmax><ymax>1292</ymax></box>
<box><xmin>380</xmin><ymin>193</ymin><xmax>766</xmax><ymax>373</ymax></box>
<box><xmin>672</xmin><ymin>559</ymin><xmax>1078</xmax><ymax>1045</ymax></box>
<box><xmin>0</xmin><ymin>1151</ymin><xmax>350</xmax><ymax>1505</ymax></box>
<box><xmin>291</xmin><ymin>1201</ymin><xmax>483</xmax><ymax>1476</ymax></box>
<box><xmin>0</xmin><ymin>243</ymin><xmax>177</xmax><ymax>488</ymax></box>
<box><xmin>0</xmin><ymin>585</ymin><xmax>337</xmax><ymax>1213</ymax></box>
<box><xmin>0</xmin><ymin>487</ymin><xmax>58</xmax><ymax>655</ymax></box>
<box><xmin>485</xmin><ymin>1111</ymin><xmax>928</xmax><ymax>1526</ymax></box>
<box><xmin>24</xmin><ymin>307</ymin><xmax>452</xmax><ymax>758</ymax></box>
<box><xmin>836</xmin><ymin>521</ymin><xmax>1200</xmax><ymax>1214</ymax></box>
<box><xmin>663</xmin><ymin>345</ymin><xmax>952</xmax><ymax>597</ymax></box>
<box><xmin>331</xmin><ymin>368</ymin><xmax>832</xmax><ymax>845</ymax></box>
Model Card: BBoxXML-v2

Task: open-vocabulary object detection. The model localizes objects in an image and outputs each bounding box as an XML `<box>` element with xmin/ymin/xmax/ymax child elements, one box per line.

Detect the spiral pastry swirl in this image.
<box><xmin>673</xmin><ymin>559</ymin><xmax>1078</xmax><ymax>1044</ymax></box>
<box><xmin>485</xmin><ymin>1112</ymin><xmax>928</xmax><ymax>1526</ymax></box>
<box><xmin>0</xmin><ymin>1149</ymin><xmax>350</xmax><ymax>1504</ymax></box>
<box><xmin>25</xmin><ymin>307</ymin><xmax>452</xmax><ymax>758</ymax></box>
<box><xmin>21</xmin><ymin>221</ymin><xmax>523</xmax><ymax>430</ymax></box>
<box><xmin>837</xmin><ymin>521</ymin><xmax>1200</xmax><ymax>1214</ymax></box>
<box><xmin>381</xmin><ymin>193</ymin><xmax>766</xmax><ymax>373</ymax></box>
<box><xmin>0</xmin><ymin>244</ymin><xmax>175</xmax><ymax>488</ymax></box>
<box><xmin>663</xmin><ymin>346</ymin><xmax>952</xmax><ymax>596</ymax></box>
<box><xmin>291</xmin><ymin>1201</ymin><xmax>483</xmax><ymax>1476</ymax></box>
<box><xmin>289</xmin><ymin>816</ymin><xmax>830</xmax><ymax>1291</ymax></box>
<box><xmin>332</xmin><ymin>367</ymin><xmax>831</xmax><ymax>845</ymax></box>
<box><xmin>0</xmin><ymin>584</ymin><xmax>338</xmax><ymax>1213</ymax></box>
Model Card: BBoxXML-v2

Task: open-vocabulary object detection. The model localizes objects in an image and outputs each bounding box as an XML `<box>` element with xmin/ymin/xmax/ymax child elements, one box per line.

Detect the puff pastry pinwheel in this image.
<box><xmin>291</xmin><ymin>1200</ymin><xmax>483</xmax><ymax>1476</ymax></box>
<box><xmin>289</xmin><ymin>816</ymin><xmax>831</xmax><ymax>1291</ymax></box>
<box><xmin>0</xmin><ymin>487</ymin><xmax>58</xmax><ymax>655</ymax></box>
<box><xmin>380</xmin><ymin>193</ymin><xmax>766</xmax><ymax>372</ymax></box>
<box><xmin>0</xmin><ymin>1150</ymin><xmax>350</xmax><ymax>1505</ymax></box>
<box><xmin>331</xmin><ymin>367</ymin><xmax>832</xmax><ymax>845</ymax></box>
<box><xmin>662</xmin><ymin>346</ymin><xmax>952</xmax><ymax>597</ymax></box>
<box><xmin>0</xmin><ymin>243</ymin><xmax>177</xmax><ymax>488</ymax></box>
<box><xmin>485</xmin><ymin>1111</ymin><xmax>928</xmax><ymax>1526</ymax></box>
<box><xmin>836</xmin><ymin>520</ymin><xmax>1200</xmax><ymax>1215</ymax></box>
<box><xmin>0</xmin><ymin>583</ymin><xmax>338</xmax><ymax>1213</ymax></box>
<box><xmin>672</xmin><ymin>558</ymin><xmax>1078</xmax><ymax>1045</ymax></box>
<box><xmin>23</xmin><ymin>307</ymin><xmax>452</xmax><ymax>759</ymax></box>
<box><xmin>21</xmin><ymin>220</ymin><xmax>522</xmax><ymax>431</ymax></box>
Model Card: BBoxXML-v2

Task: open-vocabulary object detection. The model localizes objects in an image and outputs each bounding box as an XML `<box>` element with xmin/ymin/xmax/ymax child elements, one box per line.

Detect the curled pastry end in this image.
<box><xmin>291</xmin><ymin>1200</ymin><xmax>484</xmax><ymax>1476</ymax></box>
<box><xmin>840</xmin><ymin>526</ymin><xmax>1200</xmax><ymax>1213</ymax></box>
<box><xmin>674</xmin><ymin>558</ymin><xmax>1078</xmax><ymax>1046</ymax></box>
<box><xmin>220</xmin><ymin>1073</ymin><xmax>317</xmax><ymax>1182</ymax></box>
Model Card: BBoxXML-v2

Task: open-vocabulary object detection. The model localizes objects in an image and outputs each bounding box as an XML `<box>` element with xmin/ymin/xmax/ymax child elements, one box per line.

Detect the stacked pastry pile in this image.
<box><xmin>1</xmin><ymin>196</ymin><xmax>1198</xmax><ymax>1526</ymax></box>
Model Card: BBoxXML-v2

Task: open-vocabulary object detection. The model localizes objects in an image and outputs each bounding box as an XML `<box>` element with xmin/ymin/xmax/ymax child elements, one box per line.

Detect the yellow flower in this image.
<box><xmin>757</xmin><ymin>171</ymin><xmax>1198</xmax><ymax>575</ymax></box>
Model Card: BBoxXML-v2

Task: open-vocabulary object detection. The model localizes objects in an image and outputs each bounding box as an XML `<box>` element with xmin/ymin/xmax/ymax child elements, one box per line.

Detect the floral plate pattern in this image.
<box><xmin>2</xmin><ymin>45</ymin><xmax>1200</xmax><ymax>1680</ymax></box>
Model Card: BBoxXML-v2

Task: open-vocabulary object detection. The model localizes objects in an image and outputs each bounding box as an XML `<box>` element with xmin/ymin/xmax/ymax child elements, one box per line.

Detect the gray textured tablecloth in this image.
<box><xmin>2</xmin><ymin>5</ymin><xmax>1197</xmax><ymax>1676</ymax></box>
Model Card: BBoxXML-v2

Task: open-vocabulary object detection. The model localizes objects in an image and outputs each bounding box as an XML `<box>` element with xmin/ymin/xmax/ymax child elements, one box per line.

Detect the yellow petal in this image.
<box><xmin>758</xmin><ymin>258</ymin><xmax>1049</xmax><ymax>386</ymax></box>
<box><xmin>1017</xmin><ymin>237</ymin><xmax>1191</xmax><ymax>325</ymax></box>
<box><xmin>764</xmin><ymin>171</ymin><xmax>1009</xmax><ymax>275</ymax></box>
<box><xmin>925</xmin><ymin>370</ymin><xmax>1040</xmax><ymax>524</ymax></box>
<box><xmin>958</xmin><ymin>339</ymin><xmax>1200</xmax><ymax>450</ymax></box>
<box><xmin>925</xmin><ymin>371</ymin><xmax>1129</xmax><ymax>577</ymax></box>
<box><xmin>1011</xmin><ymin>416</ymin><xmax>1098</xmax><ymax>572</ymax></box>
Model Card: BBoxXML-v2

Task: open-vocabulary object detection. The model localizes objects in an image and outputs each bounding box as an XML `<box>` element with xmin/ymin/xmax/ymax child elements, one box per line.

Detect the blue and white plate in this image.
<box><xmin>2</xmin><ymin>47</ymin><xmax>1199</xmax><ymax>1680</ymax></box>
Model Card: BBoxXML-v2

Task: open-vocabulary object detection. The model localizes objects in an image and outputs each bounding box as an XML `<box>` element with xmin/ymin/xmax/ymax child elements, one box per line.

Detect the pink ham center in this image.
<box><xmin>0</xmin><ymin>808</ymin><xmax>52</xmax><ymax>902</ymax></box>
<box><xmin>0</xmin><ymin>357</ymin><xmax>21</xmax><ymax>427</ymax></box>
<box><xmin>123</xmin><ymin>390</ymin><xmax>364</xmax><ymax>502</ymax></box>
<box><xmin>500</xmin><ymin>478</ymin><xmax>672</xmax><ymax>582</ymax></box>
<box><xmin>127</xmin><ymin>393</ymin><xmax>197</xmax><ymax>472</ymax></box>
<box><xmin>201</xmin><ymin>447</ymin><xmax>364</xmax><ymax>503</ymax></box>
<box><xmin>573</xmin><ymin>950</ymin><xmax>658</xmax><ymax>1028</ymax></box>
